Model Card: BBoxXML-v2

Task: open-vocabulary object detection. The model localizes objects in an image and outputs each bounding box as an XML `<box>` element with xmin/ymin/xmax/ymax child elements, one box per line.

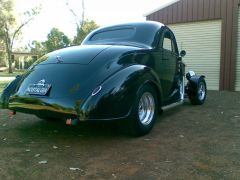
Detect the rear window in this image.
<box><xmin>90</xmin><ymin>28</ymin><xmax>135</xmax><ymax>41</ymax></box>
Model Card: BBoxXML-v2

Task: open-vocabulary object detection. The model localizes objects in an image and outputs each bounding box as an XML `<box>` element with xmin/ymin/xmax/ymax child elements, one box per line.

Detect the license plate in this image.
<box><xmin>25</xmin><ymin>84</ymin><xmax>51</xmax><ymax>96</ymax></box>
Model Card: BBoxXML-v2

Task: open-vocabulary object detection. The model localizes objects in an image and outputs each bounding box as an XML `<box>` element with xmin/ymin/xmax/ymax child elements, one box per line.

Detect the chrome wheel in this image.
<box><xmin>198</xmin><ymin>81</ymin><xmax>206</xmax><ymax>101</ymax></box>
<box><xmin>188</xmin><ymin>78</ymin><xmax>207</xmax><ymax>105</ymax></box>
<box><xmin>138</xmin><ymin>92</ymin><xmax>155</xmax><ymax>125</ymax></box>
<box><xmin>129</xmin><ymin>85</ymin><xmax>158</xmax><ymax>136</ymax></box>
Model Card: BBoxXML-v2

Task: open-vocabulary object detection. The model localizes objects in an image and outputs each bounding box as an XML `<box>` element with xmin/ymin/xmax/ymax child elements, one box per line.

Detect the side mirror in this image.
<box><xmin>180</xmin><ymin>50</ymin><xmax>186</xmax><ymax>57</ymax></box>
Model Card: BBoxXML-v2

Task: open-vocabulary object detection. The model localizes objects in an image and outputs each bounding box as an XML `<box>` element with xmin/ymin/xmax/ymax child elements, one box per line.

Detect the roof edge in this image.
<box><xmin>143</xmin><ymin>0</ymin><xmax>180</xmax><ymax>17</ymax></box>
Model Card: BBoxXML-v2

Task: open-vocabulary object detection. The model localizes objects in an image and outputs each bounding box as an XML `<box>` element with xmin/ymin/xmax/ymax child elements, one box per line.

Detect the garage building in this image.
<box><xmin>145</xmin><ymin>0</ymin><xmax>240</xmax><ymax>91</ymax></box>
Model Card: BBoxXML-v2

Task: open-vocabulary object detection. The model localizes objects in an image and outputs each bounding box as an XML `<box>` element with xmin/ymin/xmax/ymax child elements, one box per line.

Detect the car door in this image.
<box><xmin>157</xmin><ymin>28</ymin><xmax>179</xmax><ymax>104</ymax></box>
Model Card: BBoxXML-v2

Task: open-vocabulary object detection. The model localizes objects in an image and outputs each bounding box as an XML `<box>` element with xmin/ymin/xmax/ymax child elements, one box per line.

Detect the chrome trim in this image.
<box><xmin>161</xmin><ymin>101</ymin><xmax>183</xmax><ymax>111</ymax></box>
<box><xmin>38</xmin><ymin>79</ymin><xmax>46</xmax><ymax>85</ymax></box>
<box><xmin>186</xmin><ymin>70</ymin><xmax>196</xmax><ymax>80</ymax></box>
<box><xmin>188</xmin><ymin>70</ymin><xmax>196</xmax><ymax>77</ymax></box>
<box><xmin>180</xmin><ymin>76</ymin><xmax>184</xmax><ymax>101</ymax></box>
<box><xmin>91</xmin><ymin>86</ymin><xmax>102</xmax><ymax>96</ymax></box>
<box><xmin>198</xmin><ymin>81</ymin><xmax>206</xmax><ymax>101</ymax></box>
<box><xmin>56</xmin><ymin>56</ymin><xmax>63</xmax><ymax>63</ymax></box>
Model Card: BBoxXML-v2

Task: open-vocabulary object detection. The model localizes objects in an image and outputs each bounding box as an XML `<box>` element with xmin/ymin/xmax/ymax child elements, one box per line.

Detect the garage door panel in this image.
<box><xmin>235</xmin><ymin>8</ymin><xmax>240</xmax><ymax>91</ymax></box>
<box><xmin>168</xmin><ymin>20</ymin><xmax>221</xmax><ymax>90</ymax></box>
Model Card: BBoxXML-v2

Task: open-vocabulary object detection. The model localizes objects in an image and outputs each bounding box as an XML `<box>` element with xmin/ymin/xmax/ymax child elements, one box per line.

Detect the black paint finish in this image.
<box><xmin>1</xmin><ymin>21</ymin><xmax>183</xmax><ymax>121</ymax></box>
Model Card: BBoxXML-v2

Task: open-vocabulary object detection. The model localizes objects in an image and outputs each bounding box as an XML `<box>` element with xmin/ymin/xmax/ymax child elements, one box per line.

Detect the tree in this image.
<box><xmin>66</xmin><ymin>0</ymin><xmax>99</xmax><ymax>45</ymax></box>
<box><xmin>29</xmin><ymin>40</ymin><xmax>46</xmax><ymax>56</ymax></box>
<box><xmin>44</xmin><ymin>28</ymin><xmax>71</xmax><ymax>53</ymax></box>
<box><xmin>0</xmin><ymin>0</ymin><xmax>40</xmax><ymax>73</ymax></box>
<box><xmin>73</xmin><ymin>20</ymin><xmax>99</xmax><ymax>45</ymax></box>
<box><xmin>66</xmin><ymin>0</ymin><xmax>85</xmax><ymax>30</ymax></box>
<box><xmin>0</xmin><ymin>39</ymin><xmax>6</xmax><ymax>66</ymax></box>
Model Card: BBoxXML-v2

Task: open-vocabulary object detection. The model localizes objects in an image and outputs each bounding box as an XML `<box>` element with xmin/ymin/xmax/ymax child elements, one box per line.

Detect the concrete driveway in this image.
<box><xmin>0</xmin><ymin>91</ymin><xmax>239</xmax><ymax>179</ymax></box>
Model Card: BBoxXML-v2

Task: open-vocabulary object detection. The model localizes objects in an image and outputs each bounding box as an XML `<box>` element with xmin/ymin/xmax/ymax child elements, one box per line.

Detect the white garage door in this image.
<box><xmin>235</xmin><ymin>8</ymin><xmax>240</xmax><ymax>91</ymax></box>
<box><xmin>168</xmin><ymin>20</ymin><xmax>221</xmax><ymax>90</ymax></box>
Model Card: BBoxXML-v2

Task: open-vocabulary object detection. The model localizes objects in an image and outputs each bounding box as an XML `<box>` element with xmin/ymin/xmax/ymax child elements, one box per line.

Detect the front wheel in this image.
<box><xmin>128</xmin><ymin>85</ymin><xmax>158</xmax><ymax>136</ymax></box>
<box><xmin>188</xmin><ymin>78</ymin><xmax>207</xmax><ymax>105</ymax></box>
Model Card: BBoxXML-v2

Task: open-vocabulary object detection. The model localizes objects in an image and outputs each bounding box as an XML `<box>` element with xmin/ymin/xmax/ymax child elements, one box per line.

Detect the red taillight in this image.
<box><xmin>66</xmin><ymin>118</ymin><xmax>78</xmax><ymax>125</ymax></box>
<box><xmin>8</xmin><ymin>111</ymin><xmax>16</xmax><ymax>117</ymax></box>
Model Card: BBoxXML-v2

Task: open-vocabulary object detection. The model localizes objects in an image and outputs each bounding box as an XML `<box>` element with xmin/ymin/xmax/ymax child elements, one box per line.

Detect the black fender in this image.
<box><xmin>185</xmin><ymin>75</ymin><xmax>205</xmax><ymax>96</ymax></box>
<box><xmin>0</xmin><ymin>76</ymin><xmax>22</xmax><ymax>109</ymax></box>
<box><xmin>80</xmin><ymin>65</ymin><xmax>162</xmax><ymax>120</ymax></box>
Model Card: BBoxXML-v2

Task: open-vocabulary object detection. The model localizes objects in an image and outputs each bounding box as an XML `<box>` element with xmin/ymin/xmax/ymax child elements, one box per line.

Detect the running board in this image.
<box><xmin>161</xmin><ymin>101</ymin><xmax>184</xmax><ymax>111</ymax></box>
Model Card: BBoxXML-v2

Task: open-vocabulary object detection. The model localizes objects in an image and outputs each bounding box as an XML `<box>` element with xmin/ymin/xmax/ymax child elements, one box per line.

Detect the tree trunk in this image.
<box><xmin>7</xmin><ymin>50</ymin><xmax>13</xmax><ymax>73</ymax></box>
<box><xmin>3</xmin><ymin>25</ymin><xmax>13</xmax><ymax>74</ymax></box>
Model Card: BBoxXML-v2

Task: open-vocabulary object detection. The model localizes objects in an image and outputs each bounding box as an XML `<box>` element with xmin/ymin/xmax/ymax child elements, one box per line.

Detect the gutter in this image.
<box><xmin>143</xmin><ymin>0</ymin><xmax>180</xmax><ymax>17</ymax></box>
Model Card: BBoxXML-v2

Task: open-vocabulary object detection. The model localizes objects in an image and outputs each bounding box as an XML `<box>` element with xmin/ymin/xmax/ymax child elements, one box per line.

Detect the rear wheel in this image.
<box><xmin>189</xmin><ymin>78</ymin><xmax>207</xmax><ymax>105</ymax></box>
<box><xmin>128</xmin><ymin>85</ymin><xmax>158</xmax><ymax>136</ymax></box>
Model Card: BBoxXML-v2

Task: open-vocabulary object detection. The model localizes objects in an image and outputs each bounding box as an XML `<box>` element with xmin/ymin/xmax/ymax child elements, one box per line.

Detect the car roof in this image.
<box><xmin>96</xmin><ymin>21</ymin><xmax>165</xmax><ymax>32</ymax></box>
<box><xmin>82</xmin><ymin>21</ymin><xmax>165</xmax><ymax>48</ymax></box>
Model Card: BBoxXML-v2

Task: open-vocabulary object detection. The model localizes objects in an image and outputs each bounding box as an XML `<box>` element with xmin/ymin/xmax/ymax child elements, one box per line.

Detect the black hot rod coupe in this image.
<box><xmin>0</xmin><ymin>21</ymin><xmax>206</xmax><ymax>135</ymax></box>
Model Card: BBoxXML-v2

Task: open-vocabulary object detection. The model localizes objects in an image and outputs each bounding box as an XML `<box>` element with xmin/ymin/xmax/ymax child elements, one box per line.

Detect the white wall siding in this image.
<box><xmin>235</xmin><ymin>8</ymin><xmax>240</xmax><ymax>91</ymax></box>
<box><xmin>168</xmin><ymin>20</ymin><xmax>222</xmax><ymax>90</ymax></box>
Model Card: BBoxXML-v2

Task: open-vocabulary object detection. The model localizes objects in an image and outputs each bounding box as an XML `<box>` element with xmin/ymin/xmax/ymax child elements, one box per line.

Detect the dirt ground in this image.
<box><xmin>0</xmin><ymin>91</ymin><xmax>240</xmax><ymax>180</ymax></box>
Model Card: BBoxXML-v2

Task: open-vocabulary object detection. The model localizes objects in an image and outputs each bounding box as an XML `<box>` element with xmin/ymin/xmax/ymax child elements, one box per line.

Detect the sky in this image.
<box><xmin>15</xmin><ymin>0</ymin><xmax>174</xmax><ymax>46</ymax></box>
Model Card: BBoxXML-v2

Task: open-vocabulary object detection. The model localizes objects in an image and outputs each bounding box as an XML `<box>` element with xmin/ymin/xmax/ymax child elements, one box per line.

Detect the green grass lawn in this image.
<box><xmin>0</xmin><ymin>81</ymin><xmax>10</xmax><ymax>93</ymax></box>
<box><xmin>0</xmin><ymin>70</ymin><xmax>25</xmax><ymax>77</ymax></box>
